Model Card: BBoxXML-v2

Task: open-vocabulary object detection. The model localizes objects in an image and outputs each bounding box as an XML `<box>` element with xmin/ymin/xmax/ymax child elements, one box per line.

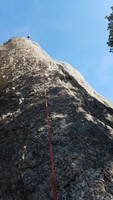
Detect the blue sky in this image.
<box><xmin>0</xmin><ymin>0</ymin><xmax>113</xmax><ymax>102</ymax></box>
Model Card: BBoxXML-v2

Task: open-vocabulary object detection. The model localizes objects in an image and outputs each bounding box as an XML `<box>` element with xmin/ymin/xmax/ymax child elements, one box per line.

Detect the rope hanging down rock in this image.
<box><xmin>44</xmin><ymin>86</ymin><xmax>59</xmax><ymax>200</ymax></box>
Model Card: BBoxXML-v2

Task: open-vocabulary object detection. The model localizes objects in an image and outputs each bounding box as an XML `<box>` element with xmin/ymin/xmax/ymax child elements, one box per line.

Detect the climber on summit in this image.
<box><xmin>27</xmin><ymin>35</ymin><xmax>30</xmax><ymax>39</ymax></box>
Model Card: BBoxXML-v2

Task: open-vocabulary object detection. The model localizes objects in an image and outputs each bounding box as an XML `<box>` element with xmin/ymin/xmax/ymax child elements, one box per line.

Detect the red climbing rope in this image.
<box><xmin>44</xmin><ymin>87</ymin><xmax>59</xmax><ymax>200</ymax></box>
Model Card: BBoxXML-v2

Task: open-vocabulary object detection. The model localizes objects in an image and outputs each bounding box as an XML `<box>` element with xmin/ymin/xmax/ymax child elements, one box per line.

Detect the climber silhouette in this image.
<box><xmin>27</xmin><ymin>35</ymin><xmax>30</xmax><ymax>39</ymax></box>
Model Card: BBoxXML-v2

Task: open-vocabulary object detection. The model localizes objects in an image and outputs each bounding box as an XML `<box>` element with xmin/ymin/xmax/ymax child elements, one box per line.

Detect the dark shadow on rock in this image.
<box><xmin>0</xmin><ymin>73</ymin><xmax>113</xmax><ymax>199</ymax></box>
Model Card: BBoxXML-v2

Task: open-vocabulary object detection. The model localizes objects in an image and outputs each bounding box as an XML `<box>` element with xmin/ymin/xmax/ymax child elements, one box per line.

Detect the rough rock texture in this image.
<box><xmin>0</xmin><ymin>37</ymin><xmax>113</xmax><ymax>200</ymax></box>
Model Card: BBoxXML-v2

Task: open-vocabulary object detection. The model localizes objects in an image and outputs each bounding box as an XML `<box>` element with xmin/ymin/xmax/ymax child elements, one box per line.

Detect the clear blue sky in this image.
<box><xmin>0</xmin><ymin>0</ymin><xmax>113</xmax><ymax>102</ymax></box>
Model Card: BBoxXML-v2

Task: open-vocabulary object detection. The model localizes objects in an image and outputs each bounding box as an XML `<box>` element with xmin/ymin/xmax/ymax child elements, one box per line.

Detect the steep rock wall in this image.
<box><xmin>0</xmin><ymin>37</ymin><xmax>113</xmax><ymax>200</ymax></box>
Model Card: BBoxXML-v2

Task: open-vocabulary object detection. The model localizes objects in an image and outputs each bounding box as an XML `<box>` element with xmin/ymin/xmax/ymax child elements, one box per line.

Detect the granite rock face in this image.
<box><xmin>0</xmin><ymin>37</ymin><xmax>113</xmax><ymax>200</ymax></box>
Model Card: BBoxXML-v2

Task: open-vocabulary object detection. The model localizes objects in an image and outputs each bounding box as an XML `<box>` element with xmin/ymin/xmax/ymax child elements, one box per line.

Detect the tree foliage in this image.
<box><xmin>106</xmin><ymin>6</ymin><xmax>113</xmax><ymax>52</ymax></box>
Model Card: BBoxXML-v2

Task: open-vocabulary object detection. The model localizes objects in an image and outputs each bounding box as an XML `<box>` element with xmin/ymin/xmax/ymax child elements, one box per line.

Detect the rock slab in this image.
<box><xmin>0</xmin><ymin>37</ymin><xmax>113</xmax><ymax>200</ymax></box>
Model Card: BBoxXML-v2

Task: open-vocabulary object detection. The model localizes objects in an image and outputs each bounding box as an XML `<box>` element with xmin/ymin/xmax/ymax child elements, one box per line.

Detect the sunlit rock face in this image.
<box><xmin>0</xmin><ymin>37</ymin><xmax>113</xmax><ymax>200</ymax></box>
